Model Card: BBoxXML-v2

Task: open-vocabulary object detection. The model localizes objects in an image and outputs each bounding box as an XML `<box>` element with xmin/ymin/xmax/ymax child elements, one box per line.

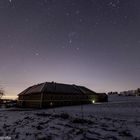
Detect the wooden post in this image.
<box><xmin>81</xmin><ymin>100</ymin><xmax>84</xmax><ymax>120</ymax></box>
<box><xmin>40</xmin><ymin>92</ymin><xmax>43</xmax><ymax>108</ymax></box>
<box><xmin>40</xmin><ymin>83</ymin><xmax>46</xmax><ymax>108</ymax></box>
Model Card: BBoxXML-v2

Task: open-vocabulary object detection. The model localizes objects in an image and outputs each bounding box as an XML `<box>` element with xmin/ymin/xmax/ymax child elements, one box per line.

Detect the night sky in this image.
<box><xmin>0</xmin><ymin>0</ymin><xmax>140</xmax><ymax>98</ymax></box>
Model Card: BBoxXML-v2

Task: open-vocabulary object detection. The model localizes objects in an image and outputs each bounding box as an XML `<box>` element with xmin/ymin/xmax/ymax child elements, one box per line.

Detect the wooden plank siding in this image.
<box><xmin>18</xmin><ymin>93</ymin><xmax>100</xmax><ymax>108</ymax></box>
<box><xmin>18</xmin><ymin>82</ymin><xmax>108</xmax><ymax>108</ymax></box>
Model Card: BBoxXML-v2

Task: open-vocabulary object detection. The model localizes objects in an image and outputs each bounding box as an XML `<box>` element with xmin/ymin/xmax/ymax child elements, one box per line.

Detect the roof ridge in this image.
<box><xmin>41</xmin><ymin>82</ymin><xmax>47</xmax><ymax>92</ymax></box>
<box><xmin>18</xmin><ymin>86</ymin><xmax>32</xmax><ymax>96</ymax></box>
<box><xmin>72</xmin><ymin>84</ymin><xmax>85</xmax><ymax>94</ymax></box>
<box><xmin>51</xmin><ymin>81</ymin><xmax>56</xmax><ymax>92</ymax></box>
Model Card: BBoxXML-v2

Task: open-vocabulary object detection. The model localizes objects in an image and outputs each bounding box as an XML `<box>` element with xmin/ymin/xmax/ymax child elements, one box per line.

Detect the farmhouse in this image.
<box><xmin>18</xmin><ymin>82</ymin><xmax>108</xmax><ymax>108</ymax></box>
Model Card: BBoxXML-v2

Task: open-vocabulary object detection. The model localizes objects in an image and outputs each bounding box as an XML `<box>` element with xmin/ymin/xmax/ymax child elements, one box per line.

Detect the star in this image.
<box><xmin>109</xmin><ymin>2</ymin><xmax>117</xmax><ymax>8</ymax></box>
<box><xmin>108</xmin><ymin>0</ymin><xmax>120</xmax><ymax>9</ymax></box>
<box><xmin>79</xmin><ymin>18</ymin><xmax>83</xmax><ymax>23</ymax></box>
<box><xmin>69</xmin><ymin>39</ymin><xmax>72</xmax><ymax>44</ymax></box>
<box><xmin>35</xmin><ymin>52</ymin><xmax>39</xmax><ymax>56</ymax></box>
<box><xmin>75</xmin><ymin>10</ymin><xmax>80</xmax><ymax>15</ymax></box>
<box><xmin>10</xmin><ymin>46</ymin><xmax>14</xmax><ymax>49</ymax></box>
<box><xmin>66</xmin><ymin>12</ymin><xmax>70</xmax><ymax>16</ymax></box>
<box><xmin>76</xmin><ymin>47</ymin><xmax>80</xmax><ymax>51</ymax></box>
<box><xmin>25</xmin><ymin>18</ymin><xmax>29</xmax><ymax>22</ymax></box>
<box><xmin>124</xmin><ymin>16</ymin><xmax>128</xmax><ymax>19</ymax></box>
<box><xmin>61</xmin><ymin>46</ymin><xmax>65</xmax><ymax>49</ymax></box>
<box><xmin>68</xmin><ymin>32</ymin><xmax>76</xmax><ymax>37</ymax></box>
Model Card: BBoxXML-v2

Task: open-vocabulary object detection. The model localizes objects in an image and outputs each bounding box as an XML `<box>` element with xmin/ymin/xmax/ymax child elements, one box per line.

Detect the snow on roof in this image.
<box><xmin>18</xmin><ymin>82</ymin><xmax>97</xmax><ymax>96</ymax></box>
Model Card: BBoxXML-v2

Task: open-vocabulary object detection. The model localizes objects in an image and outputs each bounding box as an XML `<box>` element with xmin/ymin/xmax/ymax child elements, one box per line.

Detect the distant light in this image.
<box><xmin>92</xmin><ymin>100</ymin><xmax>95</xmax><ymax>104</ymax></box>
<box><xmin>50</xmin><ymin>102</ymin><xmax>53</xmax><ymax>106</ymax></box>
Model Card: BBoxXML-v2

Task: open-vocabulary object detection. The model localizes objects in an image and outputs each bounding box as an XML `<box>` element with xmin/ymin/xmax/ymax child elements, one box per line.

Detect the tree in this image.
<box><xmin>0</xmin><ymin>89</ymin><xmax>4</xmax><ymax>99</ymax></box>
<box><xmin>137</xmin><ymin>88</ymin><xmax>140</xmax><ymax>93</ymax></box>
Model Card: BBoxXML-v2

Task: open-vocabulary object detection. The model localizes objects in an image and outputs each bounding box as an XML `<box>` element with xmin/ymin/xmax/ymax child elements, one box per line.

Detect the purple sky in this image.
<box><xmin>0</xmin><ymin>0</ymin><xmax>140</xmax><ymax>98</ymax></box>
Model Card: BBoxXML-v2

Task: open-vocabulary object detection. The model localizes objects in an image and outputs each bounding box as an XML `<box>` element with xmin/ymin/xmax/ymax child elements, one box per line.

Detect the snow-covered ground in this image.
<box><xmin>0</xmin><ymin>95</ymin><xmax>140</xmax><ymax>140</ymax></box>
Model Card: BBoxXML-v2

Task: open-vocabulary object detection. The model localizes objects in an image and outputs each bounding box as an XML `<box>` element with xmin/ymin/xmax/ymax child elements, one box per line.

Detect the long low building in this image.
<box><xmin>18</xmin><ymin>82</ymin><xmax>108</xmax><ymax>108</ymax></box>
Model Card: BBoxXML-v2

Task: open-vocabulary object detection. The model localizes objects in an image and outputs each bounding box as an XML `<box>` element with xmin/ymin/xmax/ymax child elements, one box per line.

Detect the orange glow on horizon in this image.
<box><xmin>2</xmin><ymin>95</ymin><xmax>18</xmax><ymax>100</ymax></box>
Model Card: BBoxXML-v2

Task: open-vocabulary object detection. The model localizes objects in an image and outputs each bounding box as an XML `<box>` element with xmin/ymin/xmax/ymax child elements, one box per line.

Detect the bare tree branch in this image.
<box><xmin>0</xmin><ymin>88</ymin><xmax>4</xmax><ymax>99</ymax></box>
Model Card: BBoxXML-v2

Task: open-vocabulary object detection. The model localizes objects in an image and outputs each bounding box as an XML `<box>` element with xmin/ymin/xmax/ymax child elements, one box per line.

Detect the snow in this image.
<box><xmin>0</xmin><ymin>95</ymin><xmax>140</xmax><ymax>140</ymax></box>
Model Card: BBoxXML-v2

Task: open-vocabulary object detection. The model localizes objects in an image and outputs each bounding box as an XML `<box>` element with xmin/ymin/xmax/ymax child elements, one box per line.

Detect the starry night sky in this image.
<box><xmin>0</xmin><ymin>0</ymin><xmax>140</xmax><ymax>98</ymax></box>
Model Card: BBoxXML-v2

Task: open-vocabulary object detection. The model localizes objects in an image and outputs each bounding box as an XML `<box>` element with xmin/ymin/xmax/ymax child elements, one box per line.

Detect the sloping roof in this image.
<box><xmin>18</xmin><ymin>82</ymin><xmax>97</xmax><ymax>96</ymax></box>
